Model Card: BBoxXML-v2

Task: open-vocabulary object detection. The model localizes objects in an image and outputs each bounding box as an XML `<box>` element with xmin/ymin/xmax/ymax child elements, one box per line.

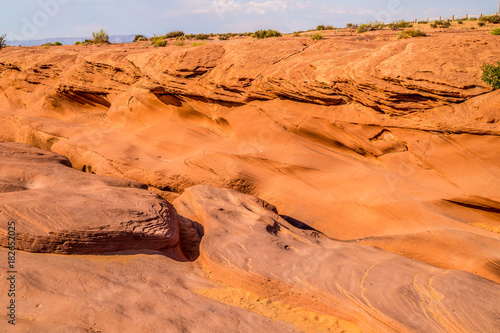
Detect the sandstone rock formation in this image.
<box><xmin>0</xmin><ymin>26</ymin><xmax>499</xmax><ymax>332</ymax></box>
<box><xmin>174</xmin><ymin>185</ymin><xmax>500</xmax><ymax>333</ymax></box>
<box><xmin>0</xmin><ymin>142</ymin><xmax>178</xmax><ymax>254</ymax></box>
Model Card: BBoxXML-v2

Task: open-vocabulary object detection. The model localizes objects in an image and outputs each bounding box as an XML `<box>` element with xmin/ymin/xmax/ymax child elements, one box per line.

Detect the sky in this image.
<box><xmin>1</xmin><ymin>0</ymin><xmax>498</xmax><ymax>41</ymax></box>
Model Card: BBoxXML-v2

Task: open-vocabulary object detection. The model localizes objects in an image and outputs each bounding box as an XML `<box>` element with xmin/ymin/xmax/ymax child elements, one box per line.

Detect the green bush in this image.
<box><xmin>482</xmin><ymin>62</ymin><xmax>500</xmax><ymax>90</ymax></box>
<box><xmin>151</xmin><ymin>34</ymin><xmax>167</xmax><ymax>47</ymax></box>
<box><xmin>469</xmin><ymin>17</ymin><xmax>477</xmax><ymax>21</ymax></box>
<box><xmin>479</xmin><ymin>15</ymin><xmax>500</xmax><ymax>24</ymax></box>
<box><xmin>418</xmin><ymin>21</ymin><xmax>428</xmax><ymax>24</ymax></box>
<box><xmin>316</xmin><ymin>25</ymin><xmax>326</xmax><ymax>31</ymax></box>
<box><xmin>311</xmin><ymin>33</ymin><xmax>323</xmax><ymax>41</ymax></box>
<box><xmin>175</xmin><ymin>36</ymin><xmax>185</xmax><ymax>46</ymax></box>
<box><xmin>42</xmin><ymin>41</ymin><xmax>62</xmax><ymax>47</ymax></box>
<box><xmin>74</xmin><ymin>41</ymin><xmax>82</xmax><ymax>45</ymax></box>
<box><xmin>293</xmin><ymin>31</ymin><xmax>300</xmax><ymax>37</ymax></box>
<box><xmin>492</xmin><ymin>28</ymin><xmax>500</xmax><ymax>35</ymax></box>
<box><xmin>194</xmin><ymin>33</ymin><xmax>210</xmax><ymax>40</ymax></box>
<box><xmin>325</xmin><ymin>25</ymin><xmax>334</xmax><ymax>30</ymax></box>
<box><xmin>357</xmin><ymin>21</ymin><xmax>385</xmax><ymax>33</ymax></box>
<box><xmin>252</xmin><ymin>29</ymin><xmax>282</xmax><ymax>39</ymax></box>
<box><xmin>478</xmin><ymin>22</ymin><xmax>486</xmax><ymax>27</ymax></box>
<box><xmin>458</xmin><ymin>20</ymin><xmax>464</xmax><ymax>24</ymax></box>
<box><xmin>346</xmin><ymin>23</ymin><xmax>358</xmax><ymax>29</ymax></box>
<box><xmin>0</xmin><ymin>35</ymin><xmax>7</xmax><ymax>50</ymax></box>
<box><xmin>398</xmin><ymin>29</ymin><xmax>426</xmax><ymax>39</ymax></box>
<box><xmin>92</xmin><ymin>29</ymin><xmax>110</xmax><ymax>44</ymax></box>
<box><xmin>133</xmin><ymin>35</ymin><xmax>146</xmax><ymax>42</ymax></box>
<box><xmin>218</xmin><ymin>34</ymin><xmax>229</xmax><ymax>40</ymax></box>
<box><xmin>191</xmin><ymin>42</ymin><xmax>206</xmax><ymax>47</ymax></box>
<box><xmin>388</xmin><ymin>20</ymin><xmax>413</xmax><ymax>30</ymax></box>
<box><xmin>0</xmin><ymin>34</ymin><xmax>7</xmax><ymax>50</ymax></box>
<box><xmin>431</xmin><ymin>20</ymin><xmax>451</xmax><ymax>29</ymax></box>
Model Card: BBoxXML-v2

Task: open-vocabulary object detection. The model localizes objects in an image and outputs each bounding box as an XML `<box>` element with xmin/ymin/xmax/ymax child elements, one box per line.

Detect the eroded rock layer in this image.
<box><xmin>0</xmin><ymin>142</ymin><xmax>178</xmax><ymax>254</ymax></box>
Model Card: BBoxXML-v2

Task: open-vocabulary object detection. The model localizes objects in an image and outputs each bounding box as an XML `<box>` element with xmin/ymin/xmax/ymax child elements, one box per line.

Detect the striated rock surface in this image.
<box><xmin>174</xmin><ymin>185</ymin><xmax>500</xmax><ymax>333</ymax></box>
<box><xmin>0</xmin><ymin>142</ymin><xmax>178</xmax><ymax>254</ymax></box>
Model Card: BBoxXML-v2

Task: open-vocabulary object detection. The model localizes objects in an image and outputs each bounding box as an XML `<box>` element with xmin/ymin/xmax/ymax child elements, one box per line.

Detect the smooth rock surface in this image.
<box><xmin>174</xmin><ymin>185</ymin><xmax>500</xmax><ymax>333</ymax></box>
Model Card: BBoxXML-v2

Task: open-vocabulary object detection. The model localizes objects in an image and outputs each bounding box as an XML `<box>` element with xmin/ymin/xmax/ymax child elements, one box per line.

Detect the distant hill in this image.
<box><xmin>6</xmin><ymin>35</ymin><xmax>138</xmax><ymax>47</ymax></box>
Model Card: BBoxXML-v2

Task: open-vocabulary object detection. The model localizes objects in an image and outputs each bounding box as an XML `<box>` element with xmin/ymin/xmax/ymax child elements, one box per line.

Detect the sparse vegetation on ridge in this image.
<box><xmin>176</xmin><ymin>36</ymin><xmax>185</xmax><ymax>46</ymax></box>
<box><xmin>133</xmin><ymin>35</ymin><xmax>146</xmax><ymax>42</ymax></box>
<box><xmin>0</xmin><ymin>34</ymin><xmax>7</xmax><ymax>50</ymax></box>
<box><xmin>388</xmin><ymin>20</ymin><xmax>413</xmax><ymax>31</ymax></box>
<box><xmin>42</xmin><ymin>41</ymin><xmax>63</xmax><ymax>47</ymax></box>
<box><xmin>357</xmin><ymin>21</ymin><xmax>385</xmax><ymax>33</ymax></box>
<box><xmin>252</xmin><ymin>30</ymin><xmax>282</xmax><ymax>39</ymax></box>
<box><xmin>479</xmin><ymin>15</ymin><xmax>500</xmax><ymax>24</ymax></box>
<box><xmin>151</xmin><ymin>34</ymin><xmax>167</xmax><ymax>47</ymax></box>
<box><xmin>165</xmin><ymin>31</ymin><xmax>185</xmax><ymax>38</ymax></box>
<box><xmin>311</xmin><ymin>33</ymin><xmax>323</xmax><ymax>41</ymax></box>
<box><xmin>482</xmin><ymin>62</ymin><xmax>500</xmax><ymax>90</ymax></box>
<box><xmin>430</xmin><ymin>20</ymin><xmax>451</xmax><ymax>29</ymax></box>
<box><xmin>398</xmin><ymin>29</ymin><xmax>426</xmax><ymax>39</ymax></box>
<box><xmin>92</xmin><ymin>29</ymin><xmax>110</xmax><ymax>44</ymax></box>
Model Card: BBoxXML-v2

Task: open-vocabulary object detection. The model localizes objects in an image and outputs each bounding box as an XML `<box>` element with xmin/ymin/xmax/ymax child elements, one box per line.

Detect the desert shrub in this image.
<box><xmin>293</xmin><ymin>31</ymin><xmax>300</xmax><ymax>37</ymax></box>
<box><xmin>252</xmin><ymin>29</ymin><xmax>282</xmax><ymax>39</ymax></box>
<box><xmin>482</xmin><ymin>62</ymin><xmax>500</xmax><ymax>90</ymax></box>
<box><xmin>431</xmin><ymin>20</ymin><xmax>451</xmax><ymax>29</ymax></box>
<box><xmin>92</xmin><ymin>29</ymin><xmax>109</xmax><ymax>44</ymax></box>
<box><xmin>194</xmin><ymin>33</ymin><xmax>210</xmax><ymax>40</ymax></box>
<box><xmin>346</xmin><ymin>23</ymin><xmax>358</xmax><ymax>29</ymax></box>
<box><xmin>480</xmin><ymin>15</ymin><xmax>500</xmax><ymax>24</ymax></box>
<box><xmin>151</xmin><ymin>34</ymin><xmax>167</xmax><ymax>47</ymax></box>
<box><xmin>218</xmin><ymin>34</ymin><xmax>229</xmax><ymax>40</ymax></box>
<box><xmin>316</xmin><ymin>25</ymin><xmax>326</xmax><ymax>31</ymax></box>
<box><xmin>325</xmin><ymin>25</ymin><xmax>334</xmax><ymax>30</ymax></box>
<box><xmin>74</xmin><ymin>41</ymin><xmax>82</xmax><ymax>45</ymax></box>
<box><xmin>191</xmin><ymin>42</ymin><xmax>206</xmax><ymax>47</ymax></box>
<box><xmin>42</xmin><ymin>41</ymin><xmax>62</xmax><ymax>46</ymax></box>
<box><xmin>311</xmin><ymin>33</ymin><xmax>323</xmax><ymax>41</ymax></box>
<box><xmin>0</xmin><ymin>34</ymin><xmax>6</xmax><ymax>50</ymax></box>
<box><xmin>469</xmin><ymin>17</ymin><xmax>477</xmax><ymax>21</ymax></box>
<box><xmin>357</xmin><ymin>24</ymin><xmax>370</xmax><ymax>33</ymax></box>
<box><xmin>357</xmin><ymin>21</ymin><xmax>385</xmax><ymax>33</ymax></box>
<box><xmin>398</xmin><ymin>29</ymin><xmax>426</xmax><ymax>39</ymax></box>
<box><xmin>458</xmin><ymin>20</ymin><xmax>464</xmax><ymax>24</ymax></box>
<box><xmin>388</xmin><ymin>20</ymin><xmax>413</xmax><ymax>30</ymax></box>
<box><xmin>175</xmin><ymin>36</ymin><xmax>185</xmax><ymax>46</ymax></box>
<box><xmin>133</xmin><ymin>35</ymin><xmax>146</xmax><ymax>42</ymax></box>
<box><xmin>491</xmin><ymin>28</ymin><xmax>500</xmax><ymax>35</ymax></box>
<box><xmin>418</xmin><ymin>21</ymin><xmax>428</xmax><ymax>24</ymax></box>
<box><xmin>478</xmin><ymin>22</ymin><xmax>486</xmax><ymax>27</ymax></box>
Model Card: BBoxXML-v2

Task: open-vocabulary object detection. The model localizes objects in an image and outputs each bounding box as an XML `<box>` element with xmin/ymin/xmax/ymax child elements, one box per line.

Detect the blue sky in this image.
<box><xmin>1</xmin><ymin>0</ymin><xmax>497</xmax><ymax>41</ymax></box>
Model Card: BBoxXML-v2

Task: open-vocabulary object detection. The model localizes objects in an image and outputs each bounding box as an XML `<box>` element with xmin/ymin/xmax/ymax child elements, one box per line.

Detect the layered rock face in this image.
<box><xmin>0</xmin><ymin>142</ymin><xmax>178</xmax><ymax>254</ymax></box>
